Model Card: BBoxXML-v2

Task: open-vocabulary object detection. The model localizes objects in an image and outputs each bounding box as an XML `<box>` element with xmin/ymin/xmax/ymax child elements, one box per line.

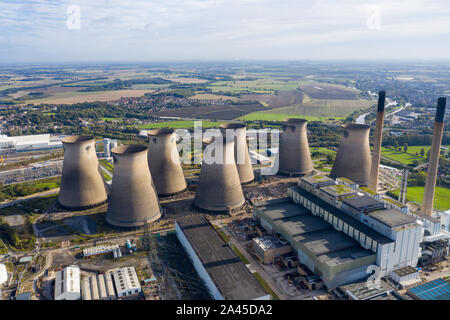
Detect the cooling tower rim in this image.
<box><xmin>283</xmin><ymin>118</ymin><xmax>308</xmax><ymax>125</ymax></box>
<box><xmin>62</xmin><ymin>135</ymin><xmax>95</xmax><ymax>144</ymax></box>
<box><xmin>147</xmin><ymin>128</ymin><xmax>175</xmax><ymax>137</ymax></box>
<box><xmin>343</xmin><ymin>123</ymin><xmax>370</xmax><ymax>130</ymax></box>
<box><xmin>202</xmin><ymin>136</ymin><xmax>234</xmax><ymax>145</ymax></box>
<box><xmin>219</xmin><ymin>123</ymin><xmax>246</xmax><ymax>130</ymax></box>
<box><xmin>111</xmin><ymin>144</ymin><xmax>147</xmax><ymax>155</ymax></box>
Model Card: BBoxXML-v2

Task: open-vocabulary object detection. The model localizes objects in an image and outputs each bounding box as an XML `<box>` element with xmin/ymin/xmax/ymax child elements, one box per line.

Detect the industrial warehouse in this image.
<box><xmin>175</xmin><ymin>215</ymin><xmax>270</xmax><ymax>300</ymax></box>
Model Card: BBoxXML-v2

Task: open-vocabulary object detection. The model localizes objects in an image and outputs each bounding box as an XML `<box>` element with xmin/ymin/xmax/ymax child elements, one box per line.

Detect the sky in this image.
<box><xmin>1</xmin><ymin>0</ymin><xmax>450</xmax><ymax>63</ymax></box>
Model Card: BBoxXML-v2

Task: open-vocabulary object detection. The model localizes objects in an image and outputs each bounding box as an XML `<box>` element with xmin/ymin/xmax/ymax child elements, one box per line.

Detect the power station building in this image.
<box><xmin>58</xmin><ymin>135</ymin><xmax>108</xmax><ymax>210</ymax></box>
<box><xmin>106</xmin><ymin>144</ymin><xmax>161</xmax><ymax>227</ymax></box>
<box><xmin>175</xmin><ymin>215</ymin><xmax>270</xmax><ymax>300</ymax></box>
<box><xmin>330</xmin><ymin>124</ymin><xmax>372</xmax><ymax>186</ymax></box>
<box><xmin>253</xmin><ymin>175</ymin><xmax>422</xmax><ymax>289</ymax></box>
<box><xmin>278</xmin><ymin>118</ymin><xmax>313</xmax><ymax>176</ymax></box>
<box><xmin>147</xmin><ymin>128</ymin><xmax>187</xmax><ymax>196</ymax></box>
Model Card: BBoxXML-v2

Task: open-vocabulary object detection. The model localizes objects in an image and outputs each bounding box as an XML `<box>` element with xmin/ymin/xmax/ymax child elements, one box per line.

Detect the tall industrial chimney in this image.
<box><xmin>58</xmin><ymin>135</ymin><xmax>108</xmax><ymax>209</ymax></box>
<box><xmin>278</xmin><ymin>118</ymin><xmax>313</xmax><ymax>176</ymax></box>
<box><xmin>194</xmin><ymin>136</ymin><xmax>245</xmax><ymax>212</ymax></box>
<box><xmin>368</xmin><ymin>91</ymin><xmax>386</xmax><ymax>192</ymax></box>
<box><xmin>220</xmin><ymin>123</ymin><xmax>254</xmax><ymax>184</ymax></box>
<box><xmin>106</xmin><ymin>145</ymin><xmax>161</xmax><ymax>227</ymax></box>
<box><xmin>422</xmin><ymin>97</ymin><xmax>447</xmax><ymax>215</ymax></box>
<box><xmin>330</xmin><ymin>124</ymin><xmax>372</xmax><ymax>186</ymax></box>
<box><xmin>147</xmin><ymin>128</ymin><xmax>187</xmax><ymax>196</ymax></box>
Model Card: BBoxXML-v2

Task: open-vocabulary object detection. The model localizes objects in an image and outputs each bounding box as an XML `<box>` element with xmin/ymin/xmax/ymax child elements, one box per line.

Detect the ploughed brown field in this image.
<box><xmin>240</xmin><ymin>90</ymin><xmax>304</xmax><ymax>108</ymax></box>
<box><xmin>299</xmin><ymin>83</ymin><xmax>359</xmax><ymax>100</ymax></box>
<box><xmin>150</xmin><ymin>102</ymin><xmax>264</xmax><ymax>120</ymax></box>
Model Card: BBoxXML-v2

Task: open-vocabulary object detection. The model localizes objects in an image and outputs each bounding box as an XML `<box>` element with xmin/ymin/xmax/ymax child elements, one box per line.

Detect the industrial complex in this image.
<box><xmin>1</xmin><ymin>92</ymin><xmax>448</xmax><ymax>302</ymax></box>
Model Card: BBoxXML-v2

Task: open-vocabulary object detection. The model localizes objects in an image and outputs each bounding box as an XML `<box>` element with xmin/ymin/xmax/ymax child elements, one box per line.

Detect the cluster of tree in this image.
<box><xmin>79</xmin><ymin>78</ymin><xmax>172</xmax><ymax>92</ymax></box>
<box><xmin>383</xmin><ymin>134</ymin><xmax>450</xmax><ymax>147</ymax></box>
<box><xmin>0</xmin><ymin>221</ymin><xmax>36</xmax><ymax>250</ymax></box>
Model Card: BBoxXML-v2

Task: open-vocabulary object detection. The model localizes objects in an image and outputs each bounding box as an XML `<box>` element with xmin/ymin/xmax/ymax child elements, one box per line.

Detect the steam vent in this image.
<box><xmin>279</xmin><ymin>118</ymin><xmax>313</xmax><ymax>176</ymax></box>
<box><xmin>106</xmin><ymin>145</ymin><xmax>161</xmax><ymax>227</ymax></box>
<box><xmin>147</xmin><ymin>128</ymin><xmax>187</xmax><ymax>196</ymax></box>
<box><xmin>330</xmin><ymin>124</ymin><xmax>372</xmax><ymax>186</ymax></box>
<box><xmin>58</xmin><ymin>135</ymin><xmax>108</xmax><ymax>209</ymax></box>
<box><xmin>220</xmin><ymin>123</ymin><xmax>254</xmax><ymax>184</ymax></box>
<box><xmin>194</xmin><ymin>136</ymin><xmax>245</xmax><ymax>212</ymax></box>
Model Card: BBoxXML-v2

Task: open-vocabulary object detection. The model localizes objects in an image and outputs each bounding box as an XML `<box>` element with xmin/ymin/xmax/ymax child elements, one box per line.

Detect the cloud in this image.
<box><xmin>0</xmin><ymin>0</ymin><xmax>449</xmax><ymax>61</ymax></box>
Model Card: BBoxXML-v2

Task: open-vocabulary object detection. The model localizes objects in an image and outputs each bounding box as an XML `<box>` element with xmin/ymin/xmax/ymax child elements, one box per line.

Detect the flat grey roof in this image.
<box><xmin>367</xmin><ymin>209</ymin><xmax>417</xmax><ymax>228</ymax></box>
<box><xmin>176</xmin><ymin>215</ymin><xmax>268</xmax><ymax>300</ymax></box>
<box><xmin>318</xmin><ymin>246</ymin><xmax>375</xmax><ymax>267</ymax></box>
<box><xmin>339</xmin><ymin>279</ymin><xmax>393</xmax><ymax>300</ymax></box>
<box><xmin>320</xmin><ymin>184</ymin><xmax>357</xmax><ymax>197</ymax></box>
<box><xmin>294</xmin><ymin>229</ymin><xmax>359</xmax><ymax>257</ymax></box>
<box><xmin>343</xmin><ymin>195</ymin><xmax>385</xmax><ymax>210</ymax></box>
<box><xmin>392</xmin><ymin>266</ymin><xmax>418</xmax><ymax>277</ymax></box>
<box><xmin>275</xmin><ymin>215</ymin><xmax>330</xmax><ymax>237</ymax></box>
<box><xmin>301</xmin><ymin>175</ymin><xmax>334</xmax><ymax>185</ymax></box>
<box><xmin>255</xmin><ymin>198</ymin><xmax>308</xmax><ymax>222</ymax></box>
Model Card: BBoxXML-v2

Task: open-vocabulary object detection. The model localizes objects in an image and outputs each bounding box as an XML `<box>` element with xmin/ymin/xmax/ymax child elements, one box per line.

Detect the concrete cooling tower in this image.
<box><xmin>330</xmin><ymin>124</ymin><xmax>372</xmax><ymax>186</ymax></box>
<box><xmin>194</xmin><ymin>136</ymin><xmax>245</xmax><ymax>212</ymax></box>
<box><xmin>147</xmin><ymin>128</ymin><xmax>187</xmax><ymax>196</ymax></box>
<box><xmin>278</xmin><ymin>118</ymin><xmax>313</xmax><ymax>176</ymax></box>
<box><xmin>58</xmin><ymin>135</ymin><xmax>108</xmax><ymax>210</ymax></box>
<box><xmin>106</xmin><ymin>145</ymin><xmax>161</xmax><ymax>227</ymax></box>
<box><xmin>219</xmin><ymin>123</ymin><xmax>254</xmax><ymax>184</ymax></box>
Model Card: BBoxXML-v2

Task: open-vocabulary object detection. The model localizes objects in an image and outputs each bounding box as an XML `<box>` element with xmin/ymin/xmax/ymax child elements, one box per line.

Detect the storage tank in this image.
<box><xmin>220</xmin><ymin>123</ymin><xmax>254</xmax><ymax>184</ymax></box>
<box><xmin>278</xmin><ymin>119</ymin><xmax>313</xmax><ymax>176</ymax></box>
<box><xmin>89</xmin><ymin>276</ymin><xmax>99</xmax><ymax>300</ymax></box>
<box><xmin>97</xmin><ymin>274</ymin><xmax>107</xmax><ymax>300</ymax></box>
<box><xmin>58</xmin><ymin>135</ymin><xmax>108</xmax><ymax>209</ymax></box>
<box><xmin>330</xmin><ymin>124</ymin><xmax>372</xmax><ymax>186</ymax></box>
<box><xmin>105</xmin><ymin>271</ymin><xmax>116</xmax><ymax>300</ymax></box>
<box><xmin>194</xmin><ymin>136</ymin><xmax>245</xmax><ymax>212</ymax></box>
<box><xmin>147</xmin><ymin>128</ymin><xmax>187</xmax><ymax>196</ymax></box>
<box><xmin>81</xmin><ymin>277</ymin><xmax>91</xmax><ymax>300</ymax></box>
<box><xmin>106</xmin><ymin>144</ymin><xmax>161</xmax><ymax>227</ymax></box>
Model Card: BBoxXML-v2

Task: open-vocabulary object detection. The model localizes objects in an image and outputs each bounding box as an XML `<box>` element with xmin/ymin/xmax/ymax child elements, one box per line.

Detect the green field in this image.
<box><xmin>310</xmin><ymin>147</ymin><xmax>336</xmax><ymax>157</ymax></box>
<box><xmin>381</xmin><ymin>147</ymin><xmax>426</xmax><ymax>166</ymax></box>
<box><xmin>390</xmin><ymin>186</ymin><xmax>450</xmax><ymax>211</ymax></box>
<box><xmin>137</xmin><ymin>120</ymin><xmax>229</xmax><ymax>129</ymax></box>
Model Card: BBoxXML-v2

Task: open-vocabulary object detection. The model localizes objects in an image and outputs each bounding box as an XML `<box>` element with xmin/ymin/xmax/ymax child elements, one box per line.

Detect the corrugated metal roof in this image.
<box><xmin>408</xmin><ymin>278</ymin><xmax>450</xmax><ymax>300</ymax></box>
